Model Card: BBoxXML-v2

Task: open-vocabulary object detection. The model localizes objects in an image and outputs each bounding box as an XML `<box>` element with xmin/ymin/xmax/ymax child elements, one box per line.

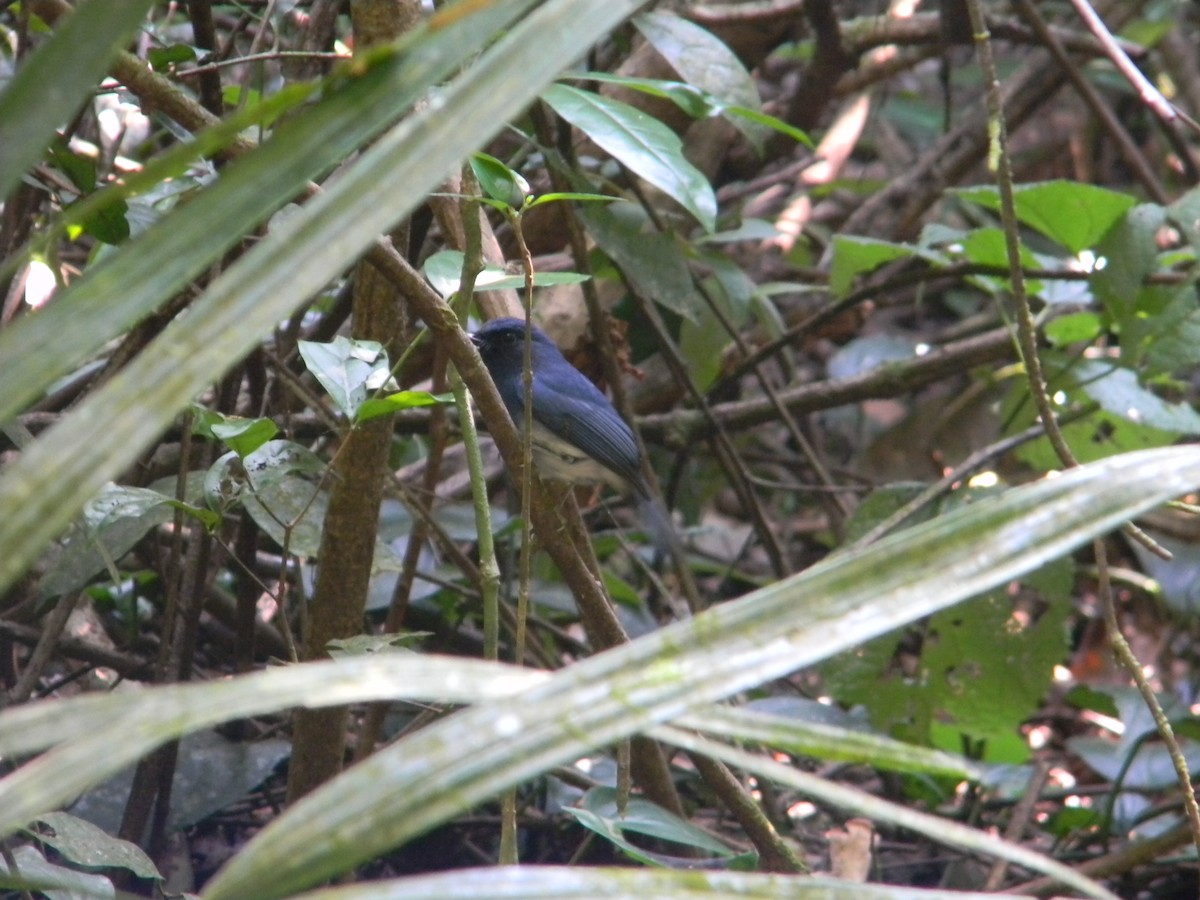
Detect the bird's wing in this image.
<box><xmin>529</xmin><ymin>372</ymin><xmax>643</xmax><ymax>490</ymax></box>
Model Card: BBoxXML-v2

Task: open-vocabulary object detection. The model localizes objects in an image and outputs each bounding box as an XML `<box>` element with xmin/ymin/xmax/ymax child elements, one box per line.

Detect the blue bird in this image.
<box><xmin>470</xmin><ymin>317</ymin><xmax>651</xmax><ymax>499</ymax></box>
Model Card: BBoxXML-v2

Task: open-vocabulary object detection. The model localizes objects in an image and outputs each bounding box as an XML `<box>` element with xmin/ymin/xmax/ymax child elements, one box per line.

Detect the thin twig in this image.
<box><xmin>968</xmin><ymin>0</ymin><xmax>1200</xmax><ymax>867</ymax></box>
<box><xmin>1095</xmin><ymin>538</ymin><xmax>1200</xmax><ymax>862</ymax></box>
<box><xmin>176</xmin><ymin>50</ymin><xmax>346</xmax><ymax>78</ymax></box>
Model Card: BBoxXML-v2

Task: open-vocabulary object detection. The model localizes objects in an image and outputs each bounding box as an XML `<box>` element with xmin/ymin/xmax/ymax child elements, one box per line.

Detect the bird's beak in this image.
<box><xmin>468</xmin><ymin>332</ymin><xmax>482</xmax><ymax>348</ymax></box>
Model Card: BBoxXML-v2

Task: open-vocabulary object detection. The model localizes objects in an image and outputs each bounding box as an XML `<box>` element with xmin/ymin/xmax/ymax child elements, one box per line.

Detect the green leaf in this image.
<box><xmin>680</xmin><ymin>307</ymin><xmax>730</xmax><ymax>392</ymax></box>
<box><xmin>80</xmin><ymin>196</ymin><xmax>131</xmax><ymax>244</ymax></box>
<box><xmin>722</xmin><ymin>104</ymin><xmax>812</xmax><ymax>148</ymax></box>
<box><xmin>954</xmin><ymin>181</ymin><xmax>1137</xmax><ymax>254</ymax></box>
<box><xmin>567</xmin><ymin>73</ymin><xmax>811</xmax><ymax>148</ymax></box>
<box><xmin>525</xmin><ymin>190</ymin><xmax>619</xmax><ymax>207</ymax></box>
<box><xmin>1045</xmin><ymin>311</ymin><xmax>1103</xmax><ymax>346</ymax></box>
<box><xmin>163</xmin><ymin>499</ymin><xmax>222</xmax><ymax>532</ymax></box>
<box><xmin>325</xmin><ymin>633</ymin><xmax>428</xmax><ymax>657</ymax></box>
<box><xmin>194</xmin><ymin>408</ymin><xmax>279</xmax><ymax>457</ymax></box>
<box><xmin>633</xmin><ymin>10</ymin><xmax>771</xmax><ymax>151</ymax></box>
<box><xmin>830</xmin><ymin>236</ymin><xmax>923</xmax><ymax>297</ymax></box>
<box><xmin>298</xmin><ymin>337</ymin><xmax>393</xmax><ymax>419</ymax></box>
<box><xmin>469</xmin><ymin>151</ymin><xmax>528</xmax><ymax>208</ymax></box>
<box><xmin>147</xmin><ymin>43</ymin><xmax>197</xmax><ymax>70</ymax></box>
<box><xmin>38</xmin><ymin>485</ymin><xmax>176</xmax><ymax>599</ymax></box>
<box><xmin>422</xmin><ymin>249</ymin><xmax>590</xmax><ymax>299</ymax></box>
<box><xmin>958</xmin><ymin>226</ymin><xmax>1040</xmax><ymax>270</ymax></box>
<box><xmin>1166</xmin><ymin>181</ymin><xmax>1200</xmax><ymax>254</ymax></box>
<box><xmin>211</xmin><ymin>442</ymin><xmax>401</xmax><ymax>572</ymax></box>
<box><xmin>234</xmin><ymin>440</ymin><xmax>326</xmax><ymax>493</ymax></box>
<box><xmin>579</xmin><ymin>203</ymin><xmax>702</xmax><ymax>319</ymax></box>
<box><xmin>565</xmin><ymin>787</ymin><xmax>741</xmax><ymax>865</ymax></box>
<box><xmin>541</xmin><ymin>83</ymin><xmax>717</xmax><ymax>231</ymax></box>
<box><xmin>47</xmin><ymin>138</ymin><xmax>96</xmax><ymax>193</ymax></box>
<box><xmin>1092</xmin><ymin>203</ymin><xmax>1166</xmax><ymax>319</ymax></box>
<box><xmin>356</xmin><ymin>390</ymin><xmax>453</xmax><ymax>423</ymax></box>
<box><xmin>1142</xmin><ymin>302</ymin><xmax>1200</xmax><ymax>376</ymax></box>
<box><xmin>25</xmin><ymin>812</ymin><xmax>161</xmax><ymax>880</ymax></box>
<box><xmin>68</xmin><ymin>730</ymin><xmax>292</xmax><ymax>835</ymax></box>
<box><xmin>1076</xmin><ymin>360</ymin><xmax>1200</xmax><ymax>433</ymax></box>
<box><xmin>0</xmin><ymin>0</ymin><xmax>158</xmax><ymax>200</ymax></box>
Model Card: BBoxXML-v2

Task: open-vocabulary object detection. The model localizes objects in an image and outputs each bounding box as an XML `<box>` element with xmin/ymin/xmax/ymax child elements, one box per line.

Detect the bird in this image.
<box><xmin>470</xmin><ymin>316</ymin><xmax>649</xmax><ymax>498</ymax></box>
<box><xmin>470</xmin><ymin>316</ymin><xmax>682</xmax><ymax>563</ymax></box>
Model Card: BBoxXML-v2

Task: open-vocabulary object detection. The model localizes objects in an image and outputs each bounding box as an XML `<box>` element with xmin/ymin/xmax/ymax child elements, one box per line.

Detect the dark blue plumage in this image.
<box><xmin>470</xmin><ymin>317</ymin><xmax>648</xmax><ymax>497</ymax></box>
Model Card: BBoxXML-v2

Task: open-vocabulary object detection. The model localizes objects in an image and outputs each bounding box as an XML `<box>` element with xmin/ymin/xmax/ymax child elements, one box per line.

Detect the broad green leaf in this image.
<box><xmin>203</xmin><ymin>441</ymin><xmax>322</xmax><ymax>510</ymax></box>
<box><xmin>1166</xmin><ymin>181</ymin><xmax>1200</xmax><ymax>254</ymax></box>
<box><xmin>954</xmin><ymin>181</ymin><xmax>1137</xmax><ymax>255</ymax></box>
<box><xmin>423</xmin><ymin>249</ymin><xmax>590</xmax><ymax>299</ymax></box>
<box><xmin>469</xmin><ymin>151</ymin><xmax>528</xmax><ymax>207</ymax></box>
<box><xmin>240</xmin><ymin>441</ymin><xmax>326</xmax><ymax>492</ymax></box>
<box><xmin>565</xmin><ymin>787</ymin><xmax>742</xmax><ymax>865</ymax></box>
<box><xmin>1016</xmin><ymin>408</ymin><xmax>1174</xmax><ymax>470</ymax></box>
<box><xmin>25</xmin><ymin>812</ymin><xmax>161</xmax><ymax>881</ymax></box>
<box><xmin>958</xmin><ymin>227</ymin><xmax>1043</xmax><ymax>296</ymax></box>
<box><xmin>146</xmin><ymin>43</ymin><xmax>198</xmax><ymax>70</ymax></box>
<box><xmin>47</xmin><ymin>138</ymin><xmax>97</xmax><ymax>192</ymax></box>
<box><xmin>579</xmin><ymin>203</ymin><xmax>702</xmax><ymax>319</ymax></box>
<box><xmin>633</xmin><ymin>10</ymin><xmax>769</xmax><ymax>150</ymax></box>
<box><xmin>193</xmin><ymin>409</ymin><xmax>279</xmax><ymax>457</ymax></box>
<box><xmin>680</xmin><ymin>309</ymin><xmax>729</xmax><ymax>392</ymax></box>
<box><xmin>1076</xmin><ymin>360</ymin><xmax>1200</xmax><ymax>433</ymax></box>
<box><xmin>830</xmin><ymin>236</ymin><xmax>923</xmax><ymax>297</ymax></box>
<box><xmin>299</xmin><ymin>337</ymin><xmax>393</xmax><ymax>419</ymax></box>
<box><xmin>1045</xmin><ymin>311</ymin><xmax>1103</xmax><ymax>347</ymax></box>
<box><xmin>564</xmin><ymin>72</ymin><xmax>812</xmax><ymax>147</ymax></box>
<box><xmin>38</xmin><ymin>485</ymin><xmax>176</xmax><ymax>599</ymax></box>
<box><xmin>325</xmin><ymin>633</ymin><xmax>428</xmax><ymax>657</ymax></box>
<box><xmin>1092</xmin><ymin>203</ymin><xmax>1166</xmax><ymax>318</ymax></box>
<box><xmin>0</xmin><ymin>0</ymin><xmax>157</xmax><ymax>200</ymax></box>
<box><xmin>1142</xmin><ymin>303</ymin><xmax>1200</xmax><ymax>376</ymax></box>
<box><xmin>699</xmin><ymin>249</ymin><xmax>757</xmax><ymax>325</ymax></box>
<box><xmin>68</xmin><ymin>730</ymin><xmax>291</xmax><ymax>835</ymax></box>
<box><xmin>542</xmin><ymin>83</ymin><xmax>717</xmax><ymax>231</ymax></box>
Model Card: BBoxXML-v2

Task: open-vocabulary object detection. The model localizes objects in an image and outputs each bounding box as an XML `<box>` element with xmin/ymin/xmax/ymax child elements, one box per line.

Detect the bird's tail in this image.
<box><xmin>635</xmin><ymin>490</ymin><xmax>688</xmax><ymax>580</ymax></box>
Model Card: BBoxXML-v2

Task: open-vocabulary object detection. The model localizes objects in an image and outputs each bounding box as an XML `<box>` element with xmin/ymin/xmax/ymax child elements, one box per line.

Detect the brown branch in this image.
<box><xmin>639</xmin><ymin>326</ymin><xmax>1017</xmax><ymax>445</ymax></box>
<box><xmin>286</xmin><ymin>0</ymin><xmax>418</xmax><ymax>806</ymax></box>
